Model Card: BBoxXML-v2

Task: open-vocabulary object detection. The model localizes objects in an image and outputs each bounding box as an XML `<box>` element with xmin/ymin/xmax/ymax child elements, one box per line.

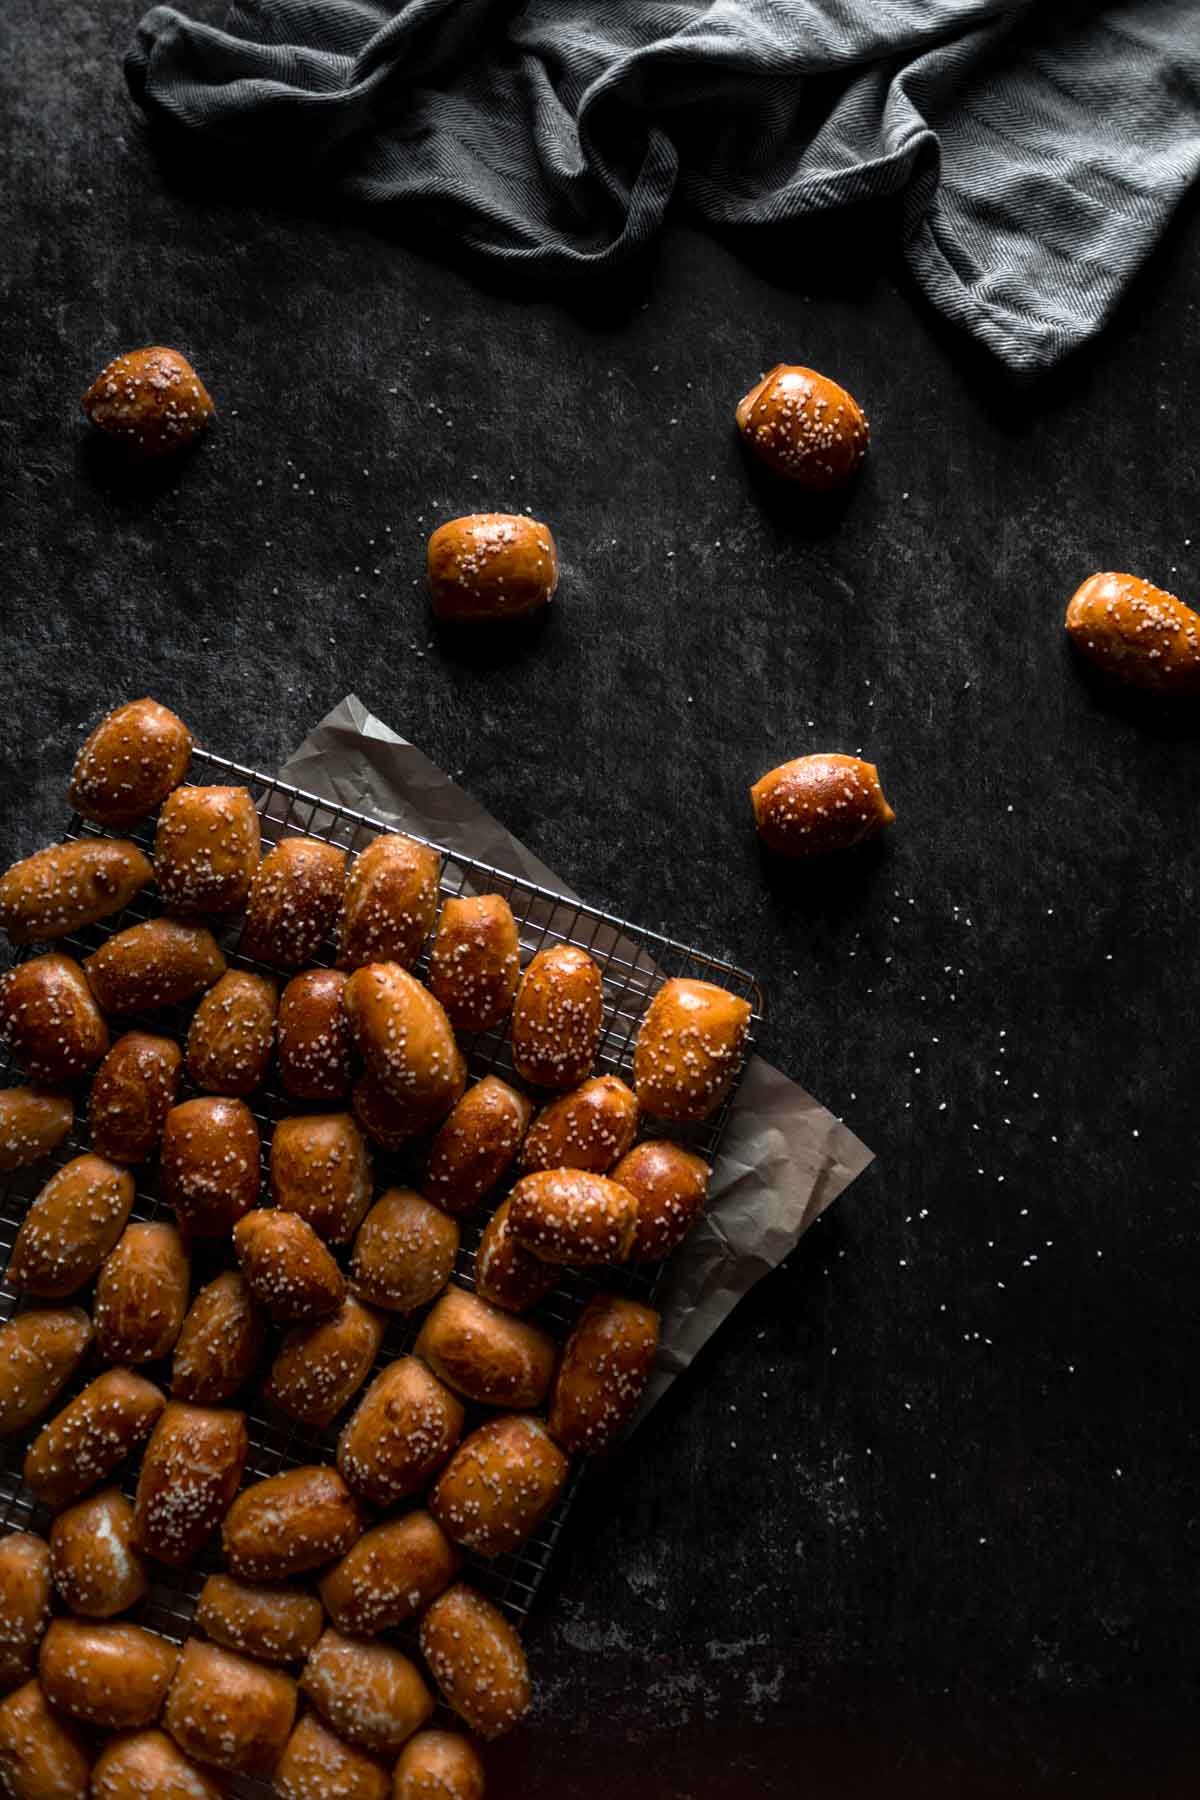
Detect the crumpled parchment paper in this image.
<box><xmin>279</xmin><ymin>695</ymin><xmax>874</xmax><ymax>1421</ymax></box>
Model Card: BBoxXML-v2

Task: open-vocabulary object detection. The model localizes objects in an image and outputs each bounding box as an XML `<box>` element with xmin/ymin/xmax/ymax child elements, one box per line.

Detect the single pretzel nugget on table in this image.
<box><xmin>83</xmin><ymin>347</ymin><xmax>214</xmax><ymax>458</ymax></box>
<box><xmin>266</xmin><ymin>1294</ymin><xmax>386</xmax><ymax>1429</ymax></box>
<box><xmin>300</xmin><ymin>1629</ymin><xmax>434</xmax><ymax>1758</ymax></box>
<box><xmin>153</xmin><ymin>784</ymin><xmax>260</xmax><ymax>916</ymax></box>
<box><xmin>270</xmin><ymin>1109</ymin><xmax>373</xmax><ymax>1243</ymax></box>
<box><xmin>49</xmin><ymin>1488</ymin><xmax>149</xmax><ymax>1620</ymax></box>
<box><xmin>9</xmin><ymin>1153</ymin><xmax>134</xmax><ymax>1298</ymax></box>
<box><xmin>0</xmin><ymin>1677</ymin><xmax>91</xmax><ymax>1800</ymax></box>
<box><xmin>277</xmin><ymin>968</ymin><xmax>354</xmax><ymax>1101</ymax></box>
<box><xmin>750</xmin><ymin>753</ymin><xmax>894</xmax><ymax>856</ymax></box>
<box><xmin>0</xmin><ymin>837</ymin><xmax>152</xmax><ymax>944</ymax></box>
<box><xmin>0</xmin><ymin>1307</ymin><xmax>93</xmax><ymax>1437</ymax></box>
<box><xmin>88</xmin><ymin>1031</ymin><xmax>182</xmax><ymax>1163</ymax></box>
<box><xmin>24</xmin><ymin>1368</ymin><xmax>164</xmax><ymax>1509</ymax></box>
<box><xmin>161</xmin><ymin>1095</ymin><xmax>261</xmax><ymax>1237</ymax></box>
<box><xmin>419</xmin><ymin>1583</ymin><xmax>532</xmax><ymax>1740</ymax></box>
<box><xmin>233</xmin><ymin>1209</ymin><xmax>347</xmax><ymax>1323</ymax></box>
<box><xmin>633</xmin><ymin>976</ymin><xmax>751</xmax><ymax>1122</ymax></box>
<box><xmin>133</xmin><ymin>1402</ymin><xmax>248</xmax><ymax>1566</ymax></box>
<box><xmin>510</xmin><ymin>943</ymin><xmax>604</xmax><ymax>1089</ymax></box>
<box><xmin>39</xmin><ymin>1619</ymin><xmax>179</xmax><ymax>1730</ymax></box>
<box><xmin>222</xmin><ymin>1465</ymin><xmax>364</xmax><ymax>1581</ymax></box>
<box><xmin>428</xmin><ymin>512</ymin><xmax>558</xmax><ymax>623</ymax></box>
<box><xmin>83</xmin><ymin>917</ymin><xmax>226</xmax><ymax>1014</ymax></box>
<box><xmin>163</xmin><ymin>1638</ymin><xmax>297</xmax><ymax>1775</ymax></box>
<box><xmin>94</xmin><ymin>1220</ymin><xmax>190</xmax><ymax>1364</ymax></box>
<box><xmin>69</xmin><ymin>696</ymin><xmax>193</xmax><ymax>828</ymax></box>
<box><xmin>424</xmin><ymin>1075</ymin><xmax>531</xmax><ymax>1214</ymax></box>
<box><xmin>195</xmin><ymin>1572</ymin><xmax>324</xmax><ymax>1666</ymax></box>
<box><xmin>1064</xmin><ymin>570</ymin><xmax>1200</xmax><ymax>694</ymax></box>
<box><xmin>337</xmin><ymin>1356</ymin><xmax>465</xmax><ymax>1508</ymax></box>
<box><xmin>185</xmin><ymin>969</ymin><xmax>277</xmax><ymax>1096</ymax></box>
<box><xmin>338</xmin><ymin>833</ymin><xmax>440</xmax><ymax>971</ymax></box>
<box><xmin>242</xmin><ymin>835</ymin><xmax>347</xmax><ymax>968</ymax></box>
<box><xmin>318</xmin><ymin>1509</ymin><xmax>461</xmax><ymax>1635</ymax></box>
<box><xmin>548</xmin><ymin>1293</ymin><xmax>661</xmax><ymax>1455</ymax></box>
<box><xmin>349</xmin><ymin>1186</ymin><xmax>459</xmax><ymax>1314</ymax></box>
<box><xmin>273</xmin><ymin>1712</ymin><xmax>393</xmax><ymax>1800</ymax></box>
<box><xmin>430</xmin><ymin>1413</ymin><xmax>570</xmax><ymax>1558</ymax></box>
<box><xmin>0</xmin><ymin>953</ymin><xmax>109</xmax><ymax>1081</ymax></box>
<box><xmin>736</xmin><ymin>363</ymin><xmax>869</xmax><ymax>490</ymax></box>
<box><xmin>0</xmin><ymin>1086</ymin><xmax>73</xmax><ymax>1173</ymax></box>
<box><xmin>519</xmin><ymin>1073</ymin><xmax>639</xmax><ymax>1174</ymax></box>
<box><xmin>0</xmin><ymin>1531</ymin><xmax>51</xmax><ymax>1688</ymax></box>
<box><xmin>171</xmin><ymin>1270</ymin><xmax>266</xmax><ymax>1404</ymax></box>
<box><xmin>427</xmin><ymin>892</ymin><xmax>520</xmax><ymax>1029</ymax></box>
<box><xmin>414</xmin><ymin>1287</ymin><xmax>557</xmax><ymax>1409</ymax></box>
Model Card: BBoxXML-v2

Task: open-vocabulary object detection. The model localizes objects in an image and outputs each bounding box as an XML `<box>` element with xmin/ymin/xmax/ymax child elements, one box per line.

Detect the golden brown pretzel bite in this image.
<box><xmin>0</xmin><ymin>953</ymin><xmax>108</xmax><ymax>1082</ymax></box>
<box><xmin>133</xmin><ymin>1402</ymin><xmax>247</xmax><ymax>1565</ymax></box>
<box><xmin>427</xmin><ymin>513</ymin><xmax>558</xmax><ymax>623</ymax></box>
<box><xmin>337</xmin><ymin>1357</ymin><xmax>464</xmax><ymax>1508</ymax></box>
<box><xmin>89</xmin><ymin>1031</ymin><xmax>182</xmax><ymax>1163</ymax></box>
<box><xmin>0</xmin><ymin>1308</ymin><xmax>92</xmax><ymax>1438</ymax></box>
<box><xmin>414</xmin><ymin>1288</ymin><xmax>556</xmax><ymax>1409</ymax></box>
<box><xmin>548</xmin><ymin>1292</ymin><xmax>660</xmax><ymax>1455</ymax></box>
<box><xmin>23</xmin><ymin>1368</ymin><xmax>163</xmax><ymax>1509</ymax></box>
<box><xmin>186</xmin><ymin>971</ymin><xmax>277</xmax><ymax>1096</ymax></box>
<box><xmin>419</xmin><ymin>1584</ymin><xmax>531</xmax><ymax>1739</ymax></box>
<box><xmin>301</xmin><ymin>1629</ymin><xmax>433</xmax><ymax>1757</ymax></box>
<box><xmin>736</xmin><ymin>363</ymin><xmax>868</xmax><ymax>489</ymax></box>
<box><xmin>427</xmin><ymin>893</ymin><xmax>520</xmax><ymax>1030</ymax></box>
<box><xmin>171</xmin><ymin>1272</ymin><xmax>265</xmax><ymax>1405</ymax></box>
<box><xmin>83</xmin><ymin>348</ymin><xmax>214</xmax><ymax>458</ymax></box>
<box><xmin>270</xmin><ymin>1110</ymin><xmax>372</xmax><ymax>1244</ymax></box>
<box><xmin>242</xmin><ymin>836</ymin><xmax>347</xmax><ymax>969</ymax></box>
<box><xmin>153</xmin><ymin>785</ymin><xmax>260</xmax><ymax>917</ymax></box>
<box><xmin>510</xmin><ymin>945</ymin><xmax>603</xmax><ymax>1089</ymax></box>
<box><xmin>424</xmin><ymin>1076</ymin><xmax>531</xmax><ymax>1215</ymax></box>
<box><xmin>10</xmin><ymin>1153</ymin><xmax>134</xmax><ymax>1298</ymax></box>
<box><xmin>338</xmin><ymin>834</ymin><xmax>440</xmax><ymax>972</ymax></box>
<box><xmin>0</xmin><ymin>1087</ymin><xmax>73</xmax><ymax>1173</ymax></box>
<box><xmin>94</xmin><ymin>1221</ymin><xmax>189</xmax><ymax>1364</ymax></box>
<box><xmin>0</xmin><ymin>838</ymin><xmax>152</xmax><ymax>944</ymax></box>
<box><xmin>83</xmin><ymin>918</ymin><xmax>226</xmax><ymax>1014</ymax></box>
<box><xmin>277</xmin><ymin>969</ymin><xmax>354</xmax><ymax>1101</ymax></box>
<box><xmin>430</xmin><ymin>1413</ymin><xmax>569</xmax><ymax>1557</ymax></box>
<box><xmin>70</xmin><ymin>696</ymin><xmax>193</xmax><ymax>827</ymax></box>
<box><xmin>49</xmin><ymin>1488</ymin><xmax>149</xmax><ymax>1619</ymax></box>
<box><xmin>750</xmin><ymin>753</ymin><xmax>894</xmax><ymax>856</ymax></box>
<box><xmin>0</xmin><ymin>1533</ymin><xmax>51</xmax><ymax>1688</ymax></box>
<box><xmin>632</xmin><ymin>977</ymin><xmax>750</xmax><ymax>1122</ymax></box>
<box><xmin>163</xmin><ymin>1639</ymin><xmax>296</xmax><ymax>1775</ymax></box>
<box><xmin>318</xmin><ymin>1510</ymin><xmax>460</xmax><ymax>1636</ymax></box>
<box><xmin>222</xmin><ymin>1466</ymin><xmax>364</xmax><ymax>1581</ymax></box>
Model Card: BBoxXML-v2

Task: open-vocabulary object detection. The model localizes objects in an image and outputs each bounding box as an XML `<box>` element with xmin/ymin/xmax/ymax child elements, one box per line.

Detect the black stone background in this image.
<box><xmin>5</xmin><ymin>4</ymin><xmax>1200</xmax><ymax>1796</ymax></box>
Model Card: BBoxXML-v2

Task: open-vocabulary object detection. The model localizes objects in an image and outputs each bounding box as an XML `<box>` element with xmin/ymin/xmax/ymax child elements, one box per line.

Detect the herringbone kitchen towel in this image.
<box><xmin>126</xmin><ymin>0</ymin><xmax>1200</xmax><ymax>373</ymax></box>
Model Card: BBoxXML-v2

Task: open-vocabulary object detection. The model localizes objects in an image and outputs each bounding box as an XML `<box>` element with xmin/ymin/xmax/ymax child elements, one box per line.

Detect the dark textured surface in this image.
<box><xmin>5</xmin><ymin>4</ymin><xmax>1200</xmax><ymax>1795</ymax></box>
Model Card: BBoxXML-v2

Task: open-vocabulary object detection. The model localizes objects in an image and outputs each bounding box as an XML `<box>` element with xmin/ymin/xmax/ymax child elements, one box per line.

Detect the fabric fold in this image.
<box><xmin>127</xmin><ymin>0</ymin><xmax>1200</xmax><ymax>371</ymax></box>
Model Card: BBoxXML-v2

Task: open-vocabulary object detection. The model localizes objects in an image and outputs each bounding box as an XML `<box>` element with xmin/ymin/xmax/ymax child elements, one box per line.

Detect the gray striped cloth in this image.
<box><xmin>126</xmin><ymin>0</ymin><xmax>1200</xmax><ymax>374</ymax></box>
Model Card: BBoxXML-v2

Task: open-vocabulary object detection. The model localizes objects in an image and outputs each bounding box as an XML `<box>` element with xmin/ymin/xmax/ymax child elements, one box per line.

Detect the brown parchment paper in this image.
<box><xmin>279</xmin><ymin>695</ymin><xmax>874</xmax><ymax>1423</ymax></box>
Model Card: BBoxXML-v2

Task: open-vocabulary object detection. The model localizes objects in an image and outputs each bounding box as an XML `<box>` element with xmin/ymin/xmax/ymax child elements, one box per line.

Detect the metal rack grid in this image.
<box><xmin>0</xmin><ymin>745</ymin><xmax>763</xmax><ymax>1779</ymax></box>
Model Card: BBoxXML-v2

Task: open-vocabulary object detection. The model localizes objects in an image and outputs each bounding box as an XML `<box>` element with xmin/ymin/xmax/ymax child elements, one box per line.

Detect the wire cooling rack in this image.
<box><xmin>0</xmin><ymin>745</ymin><xmax>762</xmax><ymax>1778</ymax></box>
